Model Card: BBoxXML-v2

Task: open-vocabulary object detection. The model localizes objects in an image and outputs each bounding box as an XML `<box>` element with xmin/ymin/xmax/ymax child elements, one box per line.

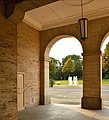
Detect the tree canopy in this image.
<box><xmin>62</xmin><ymin>57</ymin><xmax>75</xmax><ymax>75</ymax></box>
<box><xmin>102</xmin><ymin>42</ymin><xmax>109</xmax><ymax>71</ymax></box>
<box><xmin>49</xmin><ymin>41</ymin><xmax>109</xmax><ymax>80</ymax></box>
<box><xmin>102</xmin><ymin>42</ymin><xmax>109</xmax><ymax>79</ymax></box>
<box><xmin>62</xmin><ymin>54</ymin><xmax>82</xmax><ymax>78</ymax></box>
<box><xmin>49</xmin><ymin>57</ymin><xmax>61</xmax><ymax>79</ymax></box>
<box><xmin>49</xmin><ymin>54</ymin><xmax>83</xmax><ymax>80</ymax></box>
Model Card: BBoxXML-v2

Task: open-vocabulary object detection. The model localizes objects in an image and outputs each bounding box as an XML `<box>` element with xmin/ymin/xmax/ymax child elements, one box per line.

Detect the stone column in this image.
<box><xmin>44</xmin><ymin>56</ymin><xmax>50</xmax><ymax>104</ymax></box>
<box><xmin>40</xmin><ymin>56</ymin><xmax>50</xmax><ymax>105</ymax></box>
<box><xmin>40</xmin><ymin>56</ymin><xmax>45</xmax><ymax>105</ymax></box>
<box><xmin>81</xmin><ymin>51</ymin><xmax>102</xmax><ymax>110</ymax></box>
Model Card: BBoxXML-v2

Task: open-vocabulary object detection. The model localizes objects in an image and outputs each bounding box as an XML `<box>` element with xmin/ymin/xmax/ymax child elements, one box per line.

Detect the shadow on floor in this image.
<box><xmin>18</xmin><ymin>104</ymin><xmax>109</xmax><ymax>120</ymax></box>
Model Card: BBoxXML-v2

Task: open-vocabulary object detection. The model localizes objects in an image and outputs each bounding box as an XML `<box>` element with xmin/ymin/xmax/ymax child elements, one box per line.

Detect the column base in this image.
<box><xmin>40</xmin><ymin>95</ymin><xmax>50</xmax><ymax>105</ymax></box>
<box><xmin>40</xmin><ymin>95</ymin><xmax>45</xmax><ymax>105</ymax></box>
<box><xmin>81</xmin><ymin>97</ymin><xmax>102</xmax><ymax>110</ymax></box>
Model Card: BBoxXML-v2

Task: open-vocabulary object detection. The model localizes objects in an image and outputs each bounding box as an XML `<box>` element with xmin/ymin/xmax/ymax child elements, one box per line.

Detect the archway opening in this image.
<box><xmin>45</xmin><ymin>36</ymin><xmax>83</xmax><ymax>105</ymax></box>
<box><xmin>101</xmin><ymin>35</ymin><xmax>109</xmax><ymax>107</ymax></box>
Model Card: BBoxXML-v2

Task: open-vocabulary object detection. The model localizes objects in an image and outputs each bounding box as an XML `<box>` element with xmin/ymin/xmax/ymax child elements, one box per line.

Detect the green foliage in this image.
<box><xmin>49</xmin><ymin>57</ymin><xmax>57</xmax><ymax>72</ymax></box>
<box><xmin>54</xmin><ymin>79</ymin><xmax>109</xmax><ymax>85</ymax></box>
<box><xmin>62</xmin><ymin>57</ymin><xmax>75</xmax><ymax>74</ymax></box>
<box><xmin>49</xmin><ymin>54</ymin><xmax>83</xmax><ymax>80</ymax></box>
<box><xmin>49</xmin><ymin>57</ymin><xmax>61</xmax><ymax>79</ymax></box>
<box><xmin>102</xmin><ymin>79</ymin><xmax>109</xmax><ymax>84</ymax></box>
<box><xmin>102</xmin><ymin>42</ymin><xmax>109</xmax><ymax>71</ymax></box>
<box><xmin>49</xmin><ymin>79</ymin><xmax>55</xmax><ymax>87</ymax></box>
<box><xmin>56</xmin><ymin>81</ymin><xmax>61</xmax><ymax>85</ymax></box>
<box><xmin>55</xmin><ymin>80</ymin><xmax>69</xmax><ymax>85</ymax></box>
<box><xmin>62</xmin><ymin>54</ymin><xmax>82</xmax><ymax>65</ymax></box>
<box><xmin>62</xmin><ymin>54</ymin><xmax>82</xmax><ymax>79</ymax></box>
<box><xmin>55</xmin><ymin>80</ymin><xmax>83</xmax><ymax>85</ymax></box>
<box><xmin>102</xmin><ymin>42</ymin><xmax>109</xmax><ymax>79</ymax></box>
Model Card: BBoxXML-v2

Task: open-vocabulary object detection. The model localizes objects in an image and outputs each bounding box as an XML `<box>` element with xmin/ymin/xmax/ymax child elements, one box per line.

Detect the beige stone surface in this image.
<box><xmin>0</xmin><ymin>7</ymin><xmax>17</xmax><ymax>120</ymax></box>
<box><xmin>1</xmin><ymin>0</ymin><xmax>109</xmax><ymax>119</ymax></box>
<box><xmin>17</xmin><ymin>22</ymin><xmax>40</xmax><ymax>108</ymax></box>
<box><xmin>18</xmin><ymin>104</ymin><xmax>109</xmax><ymax>120</ymax></box>
<box><xmin>40</xmin><ymin>16</ymin><xmax>109</xmax><ymax>109</ymax></box>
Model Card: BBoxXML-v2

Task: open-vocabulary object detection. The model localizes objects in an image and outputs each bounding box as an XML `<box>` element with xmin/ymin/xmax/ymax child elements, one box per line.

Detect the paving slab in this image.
<box><xmin>18</xmin><ymin>104</ymin><xmax>109</xmax><ymax>120</ymax></box>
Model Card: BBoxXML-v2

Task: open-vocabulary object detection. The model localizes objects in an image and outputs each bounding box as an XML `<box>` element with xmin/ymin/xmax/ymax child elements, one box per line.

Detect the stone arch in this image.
<box><xmin>100</xmin><ymin>32</ymin><xmax>109</xmax><ymax>107</ymax></box>
<box><xmin>40</xmin><ymin>23</ymin><xmax>82</xmax><ymax>105</ymax></box>
<box><xmin>45</xmin><ymin>35</ymin><xmax>74</xmax><ymax>59</ymax></box>
<box><xmin>44</xmin><ymin>34</ymin><xmax>83</xmax><ymax>104</ymax></box>
<box><xmin>100</xmin><ymin>32</ymin><xmax>109</xmax><ymax>52</ymax></box>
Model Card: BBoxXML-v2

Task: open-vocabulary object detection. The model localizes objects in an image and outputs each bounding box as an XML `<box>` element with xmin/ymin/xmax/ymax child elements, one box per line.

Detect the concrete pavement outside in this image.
<box><xmin>50</xmin><ymin>85</ymin><xmax>109</xmax><ymax>107</ymax></box>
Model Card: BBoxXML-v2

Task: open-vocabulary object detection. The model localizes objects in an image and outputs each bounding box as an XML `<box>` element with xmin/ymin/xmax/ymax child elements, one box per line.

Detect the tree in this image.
<box><xmin>102</xmin><ymin>42</ymin><xmax>109</xmax><ymax>79</ymax></box>
<box><xmin>62</xmin><ymin>54</ymin><xmax>83</xmax><ymax>79</ymax></box>
<box><xmin>49</xmin><ymin>57</ymin><xmax>61</xmax><ymax>79</ymax></box>
<box><xmin>49</xmin><ymin>54</ymin><xmax>83</xmax><ymax>80</ymax></box>
<box><xmin>102</xmin><ymin>42</ymin><xmax>109</xmax><ymax>71</ymax></box>
<box><xmin>62</xmin><ymin>57</ymin><xmax>75</xmax><ymax>76</ymax></box>
<box><xmin>62</xmin><ymin>55</ymin><xmax>72</xmax><ymax>65</ymax></box>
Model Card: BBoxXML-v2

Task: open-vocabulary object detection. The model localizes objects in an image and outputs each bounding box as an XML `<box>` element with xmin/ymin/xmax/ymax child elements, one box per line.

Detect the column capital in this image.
<box><xmin>82</xmin><ymin>51</ymin><xmax>102</xmax><ymax>56</ymax></box>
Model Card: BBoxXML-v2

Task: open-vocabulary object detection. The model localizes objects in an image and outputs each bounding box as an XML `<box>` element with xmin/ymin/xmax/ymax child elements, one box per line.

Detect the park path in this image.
<box><xmin>49</xmin><ymin>85</ymin><xmax>109</xmax><ymax>106</ymax></box>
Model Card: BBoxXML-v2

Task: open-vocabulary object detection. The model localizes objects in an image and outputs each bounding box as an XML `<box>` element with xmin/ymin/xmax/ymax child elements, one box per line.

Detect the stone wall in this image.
<box><xmin>17</xmin><ymin>22</ymin><xmax>40</xmax><ymax>108</ymax></box>
<box><xmin>40</xmin><ymin>16</ymin><xmax>109</xmax><ymax>109</ymax></box>
<box><xmin>0</xmin><ymin>8</ymin><xmax>17</xmax><ymax>120</ymax></box>
<box><xmin>1</xmin><ymin>1</ymin><xmax>109</xmax><ymax>119</ymax></box>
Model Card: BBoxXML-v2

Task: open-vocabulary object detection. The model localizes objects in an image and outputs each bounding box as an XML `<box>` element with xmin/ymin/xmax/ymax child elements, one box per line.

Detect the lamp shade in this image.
<box><xmin>78</xmin><ymin>18</ymin><xmax>88</xmax><ymax>40</ymax></box>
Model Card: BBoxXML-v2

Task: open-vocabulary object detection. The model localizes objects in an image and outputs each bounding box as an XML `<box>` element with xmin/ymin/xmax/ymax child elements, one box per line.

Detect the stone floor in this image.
<box><xmin>18</xmin><ymin>104</ymin><xmax>109</xmax><ymax>120</ymax></box>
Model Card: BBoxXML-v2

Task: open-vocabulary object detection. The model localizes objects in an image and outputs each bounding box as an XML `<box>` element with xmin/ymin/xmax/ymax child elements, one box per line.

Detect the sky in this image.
<box><xmin>49</xmin><ymin>37</ymin><xmax>83</xmax><ymax>62</ymax></box>
<box><xmin>49</xmin><ymin>36</ymin><xmax>109</xmax><ymax>62</ymax></box>
<box><xmin>101</xmin><ymin>36</ymin><xmax>109</xmax><ymax>53</ymax></box>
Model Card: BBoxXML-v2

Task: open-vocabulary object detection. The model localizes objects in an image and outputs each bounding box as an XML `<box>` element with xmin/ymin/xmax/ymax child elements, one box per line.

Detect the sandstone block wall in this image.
<box><xmin>0</xmin><ymin>9</ymin><xmax>17</xmax><ymax>120</ymax></box>
<box><xmin>40</xmin><ymin>16</ymin><xmax>109</xmax><ymax>109</ymax></box>
<box><xmin>0</xmin><ymin>0</ymin><xmax>59</xmax><ymax>119</ymax></box>
<box><xmin>1</xmin><ymin>1</ymin><xmax>109</xmax><ymax>119</ymax></box>
<box><xmin>17</xmin><ymin>22</ymin><xmax>40</xmax><ymax>108</ymax></box>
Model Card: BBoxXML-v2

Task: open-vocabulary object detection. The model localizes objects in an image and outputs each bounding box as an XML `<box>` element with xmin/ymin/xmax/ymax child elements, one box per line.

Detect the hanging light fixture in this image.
<box><xmin>78</xmin><ymin>0</ymin><xmax>88</xmax><ymax>40</ymax></box>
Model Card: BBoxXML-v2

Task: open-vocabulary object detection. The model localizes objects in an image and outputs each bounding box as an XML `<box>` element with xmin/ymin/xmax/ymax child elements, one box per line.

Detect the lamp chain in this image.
<box><xmin>81</xmin><ymin>0</ymin><xmax>83</xmax><ymax>18</ymax></box>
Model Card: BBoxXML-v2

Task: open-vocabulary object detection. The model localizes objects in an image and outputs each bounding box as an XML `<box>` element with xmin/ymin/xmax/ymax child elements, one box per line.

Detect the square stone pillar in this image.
<box><xmin>82</xmin><ymin>51</ymin><xmax>102</xmax><ymax>110</ymax></box>
<box><xmin>40</xmin><ymin>57</ymin><xmax>45</xmax><ymax>105</ymax></box>
<box><xmin>40</xmin><ymin>56</ymin><xmax>50</xmax><ymax>105</ymax></box>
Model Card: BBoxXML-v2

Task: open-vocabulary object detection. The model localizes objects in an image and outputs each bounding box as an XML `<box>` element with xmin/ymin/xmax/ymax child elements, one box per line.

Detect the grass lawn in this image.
<box><xmin>55</xmin><ymin>79</ymin><xmax>109</xmax><ymax>85</ymax></box>
<box><xmin>55</xmin><ymin>80</ymin><xmax>83</xmax><ymax>85</ymax></box>
<box><xmin>102</xmin><ymin>79</ymin><xmax>109</xmax><ymax>84</ymax></box>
